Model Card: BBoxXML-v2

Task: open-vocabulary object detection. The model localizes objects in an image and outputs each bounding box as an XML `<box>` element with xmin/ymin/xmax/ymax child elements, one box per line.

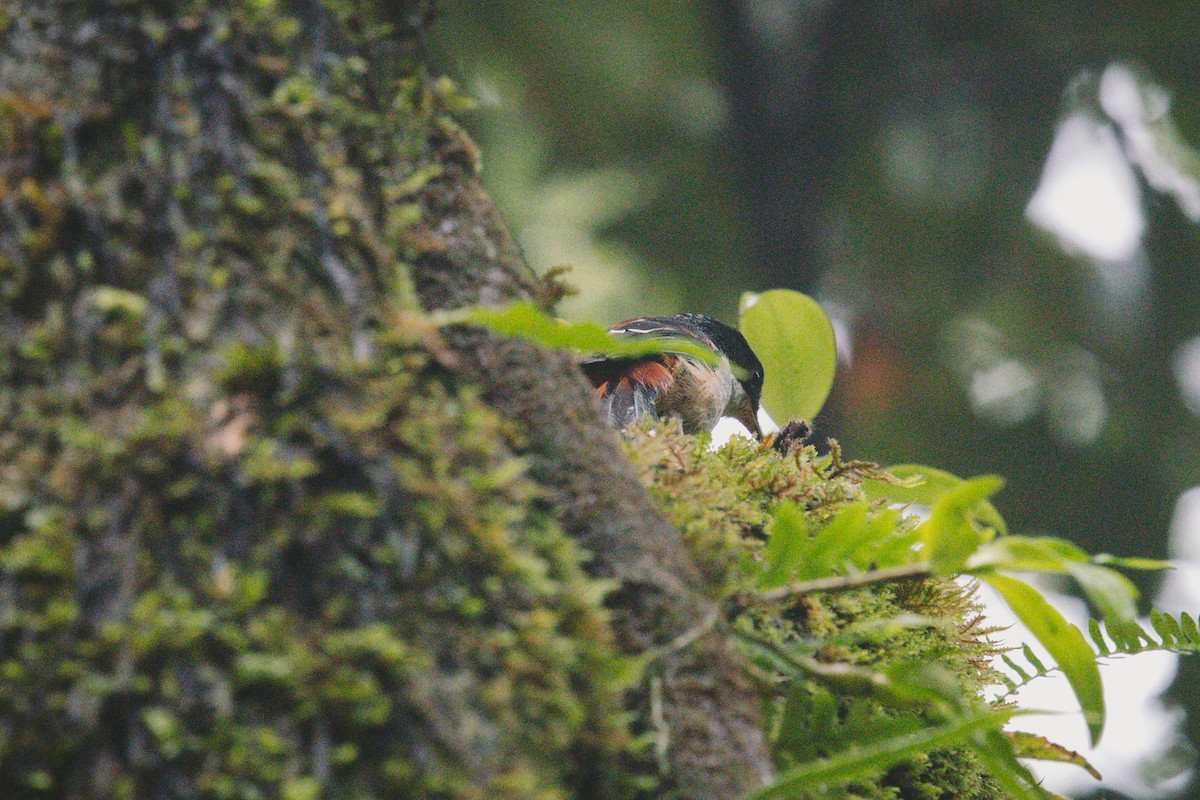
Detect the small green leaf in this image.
<box><xmin>1008</xmin><ymin>730</ymin><xmax>1102</xmax><ymax>780</ymax></box>
<box><xmin>1093</xmin><ymin>553</ymin><xmax>1174</xmax><ymax>570</ymax></box>
<box><xmin>1001</xmin><ymin>654</ymin><xmax>1031</xmax><ymax>682</ymax></box>
<box><xmin>1104</xmin><ymin>616</ymin><xmax>1157</xmax><ymax>652</ymax></box>
<box><xmin>1021</xmin><ymin>643</ymin><xmax>1047</xmax><ymax>674</ymax></box>
<box><xmin>865</xmin><ymin>464</ymin><xmax>965</xmax><ymax>506</ymax></box>
<box><xmin>142</xmin><ymin>706</ymin><xmax>184</xmax><ymax>759</ymax></box>
<box><xmin>1088</xmin><ymin>618</ymin><xmax>1112</xmax><ymax>655</ymax></box>
<box><xmin>761</xmin><ymin>502</ymin><xmax>810</xmax><ymax>590</ymax></box>
<box><xmin>982</xmin><ymin>573</ymin><xmax>1105</xmax><ymax>746</ymax></box>
<box><xmin>1151</xmin><ymin>609</ymin><xmax>1182</xmax><ymax>646</ymax></box>
<box><xmin>772</xmin><ymin>685</ymin><xmax>840</xmax><ymax>762</ymax></box>
<box><xmin>760</xmin><ymin>500</ymin><xmax>917</xmax><ymax>591</ymax></box>
<box><xmin>967</xmin><ymin>536</ymin><xmax>1088</xmax><ymax>571</ymax></box>
<box><xmin>282</xmin><ymin>777</ymin><xmax>322</xmax><ymax>800</ymax></box>
<box><xmin>91</xmin><ymin>286</ymin><xmax>148</xmax><ymax>319</ymax></box>
<box><xmin>970</xmin><ymin>728</ymin><xmax>1058</xmax><ymax>800</ymax></box>
<box><xmin>1182</xmin><ymin>612</ymin><xmax>1200</xmax><ymax>642</ymax></box>
<box><xmin>739</xmin><ymin>289</ymin><xmax>837</xmax><ymax>422</ymax></box>
<box><xmin>794</xmin><ymin>502</ymin><xmax>869</xmax><ymax>580</ymax></box>
<box><xmin>866</xmin><ymin>464</ymin><xmax>1007</xmax><ymax>535</ymax></box>
<box><xmin>918</xmin><ymin>476</ymin><xmax>1004</xmax><ymax>574</ymax></box>
<box><xmin>321</xmin><ymin>491</ymin><xmax>382</xmax><ymax>518</ymax></box>
<box><xmin>816</xmin><ymin>504</ymin><xmax>912</xmax><ymax>576</ymax></box>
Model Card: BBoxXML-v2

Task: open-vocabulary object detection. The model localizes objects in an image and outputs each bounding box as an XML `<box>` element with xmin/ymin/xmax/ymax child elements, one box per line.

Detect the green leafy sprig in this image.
<box><xmin>457</xmin><ymin>289</ymin><xmax>1190</xmax><ymax>800</ymax></box>
<box><xmin>438</xmin><ymin>301</ymin><xmax>719</xmax><ymax>365</ymax></box>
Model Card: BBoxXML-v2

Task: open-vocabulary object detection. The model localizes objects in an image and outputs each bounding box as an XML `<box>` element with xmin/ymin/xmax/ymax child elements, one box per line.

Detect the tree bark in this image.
<box><xmin>411</xmin><ymin>64</ymin><xmax>775</xmax><ymax>800</ymax></box>
<box><xmin>0</xmin><ymin>1</ymin><xmax>770</xmax><ymax>797</ymax></box>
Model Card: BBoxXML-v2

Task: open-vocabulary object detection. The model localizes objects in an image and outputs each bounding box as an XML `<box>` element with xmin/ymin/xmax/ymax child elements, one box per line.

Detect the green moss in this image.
<box><xmin>0</xmin><ymin>2</ymin><xmax>633</xmax><ymax>797</ymax></box>
<box><xmin>623</xmin><ymin>425</ymin><xmax>1006</xmax><ymax>799</ymax></box>
<box><xmin>1</xmin><ymin>329</ymin><xmax>636</xmax><ymax>797</ymax></box>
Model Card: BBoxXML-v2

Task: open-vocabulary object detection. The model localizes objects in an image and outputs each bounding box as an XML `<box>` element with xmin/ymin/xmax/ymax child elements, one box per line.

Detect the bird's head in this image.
<box><xmin>683</xmin><ymin>314</ymin><xmax>765</xmax><ymax>438</ymax></box>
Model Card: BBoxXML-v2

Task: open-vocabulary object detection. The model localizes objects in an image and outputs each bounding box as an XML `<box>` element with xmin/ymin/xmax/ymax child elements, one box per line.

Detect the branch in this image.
<box><xmin>751</xmin><ymin>563</ymin><xmax>933</xmax><ymax>606</ymax></box>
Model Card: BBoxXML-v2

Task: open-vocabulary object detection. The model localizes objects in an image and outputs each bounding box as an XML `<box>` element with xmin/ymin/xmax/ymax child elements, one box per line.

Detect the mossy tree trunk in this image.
<box><xmin>0</xmin><ymin>2</ymin><xmax>771</xmax><ymax>798</ymax></box>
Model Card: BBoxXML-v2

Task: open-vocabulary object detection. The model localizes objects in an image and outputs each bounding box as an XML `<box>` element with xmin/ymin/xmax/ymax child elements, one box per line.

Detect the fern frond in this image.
<box><xmin>1089</xmin><ymin>610</ymin><xmax>1200</xmax><ymax>656</ymax></box>
<box><xmin>997</xmin><ymin>610</ymin><xmax>1200</xmax><ymax>705</ymax></box>
<box><xmin>994</xmin><ymin>644</ymin><xmax>1061</xmax><ymax>702</ymax></box>
<box><xmin>748</xmin><ymin>705</ymin><xmax>1023</xmax><ymax>800</ymax></box>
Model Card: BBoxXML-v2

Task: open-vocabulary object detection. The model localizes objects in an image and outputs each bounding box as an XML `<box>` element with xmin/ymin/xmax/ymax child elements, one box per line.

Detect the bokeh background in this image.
<box><xmin>434</xmin><ymin>3</ymin><xmax>1200</xmax><ymax>798</ymax></box>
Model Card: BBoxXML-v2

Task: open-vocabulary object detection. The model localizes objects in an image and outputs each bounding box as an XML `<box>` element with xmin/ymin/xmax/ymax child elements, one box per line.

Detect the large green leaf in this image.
<box><xmin>449</xmin><ymin>301</ymin><xmax>719</xmax><ymax>364</ymax></box>
<box><xmin>982</xmin><ymin>573</ymin><xmax>1105</xmax><ymax>746</ymax></box>
<box><xmin>968</xmin><ymin>536</ymin><xmax>1141</xmax><ymax>623</ymax></box>
<box><xmin>739</xmin><ymin>289</ymin><xmax>837</xmax><ymax>422</ymax></box>
<box><xmin>747</xmin><ymin>705</ymin><xmax>1016</xmax><ymax>800</ymax></box>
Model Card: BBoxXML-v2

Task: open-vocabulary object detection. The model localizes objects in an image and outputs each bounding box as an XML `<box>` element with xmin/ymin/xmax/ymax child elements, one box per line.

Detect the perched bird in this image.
<box><xmin>580</xmin><ymin>313</ymin><xmax>765</xmax><ymax>438</ymax></box>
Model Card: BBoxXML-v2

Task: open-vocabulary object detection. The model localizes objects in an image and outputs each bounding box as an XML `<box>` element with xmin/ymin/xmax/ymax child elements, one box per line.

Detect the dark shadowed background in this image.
<box><xmin>434</xmin><ymin>3</ymin><xmax>1200</xmax><ymax>798</ymax></box>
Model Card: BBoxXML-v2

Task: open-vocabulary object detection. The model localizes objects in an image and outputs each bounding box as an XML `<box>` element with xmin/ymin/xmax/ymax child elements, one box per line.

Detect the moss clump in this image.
<box><xmin>623</xmin><ymin>425</ymin><xmax>1006</xmax><ymax>800</ymax></box>
<box><xmin>0</xmin><ymin>328</ymin><xmax>635</xmax><ymax>799</ymax></box>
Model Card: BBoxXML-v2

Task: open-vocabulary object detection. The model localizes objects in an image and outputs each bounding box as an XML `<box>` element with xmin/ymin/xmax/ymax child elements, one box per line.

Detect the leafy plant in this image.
<box><xmin>727</xmin><ymin>292</ymin><xmax>1184</xmax><ymax>790</ymax></box>
<box><xmin>728</xmin><ymin>296</ymin><xmax>1182</xmax><ymax>797</ymax></box>
<box><xmin>461</xmin><ymin>290</ymin><xmax>1194</xmax><ymax>800</ymax></box>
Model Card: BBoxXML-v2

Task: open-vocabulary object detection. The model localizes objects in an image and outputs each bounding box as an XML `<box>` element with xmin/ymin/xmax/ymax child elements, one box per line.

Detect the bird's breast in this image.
<box><xmin>657</xmin><ymin>356</ymin><xmax>733</xmax><ymax>434</ymax></box>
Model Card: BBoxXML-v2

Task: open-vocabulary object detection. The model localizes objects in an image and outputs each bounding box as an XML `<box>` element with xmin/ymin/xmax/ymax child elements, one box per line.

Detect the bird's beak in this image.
<box><xmin>733</xmin><ymin>403</ymin><xmax>763</xmax><ymax>440</ymax></box>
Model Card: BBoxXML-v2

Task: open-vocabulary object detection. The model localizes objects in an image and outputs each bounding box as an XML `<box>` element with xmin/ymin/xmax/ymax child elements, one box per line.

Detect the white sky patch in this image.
<box><xmin>968</xmin><ymin>358</ymin><xmax>1040</xmax><ymax>425</ymax></box>
<box><xmin>819</xmin><ymin>298</ymin><xmax>856</xmax><ymax>366</ymax></box>
<box><xmin>1171</xmin><ymin>337</ymin><xmax>1200</xmax><ymax>418</ymax></box>
<box><xmin>1169</xmin><ymin>486</ymin><xmax>1200</xmax><ymax>563</ymax></box>
<box><xmin>1158</xmin><ymin>486</ymin><xmax>1200</xmax><ymax>612</ymax></box>
<box><xmin>710</xmin><ymin>409</ymin><xmax>778</xmax><ymax>449</ymax></box>
<box><xmin>709</xmin><ymin>417</ymin><xmax>745</xmax><ymax>447</ymax></box>
<box><xmin>1025</xmin><ymin>112</ymin><xmax>1145</xmax><ymax>263</ymax></box>
<box><xmin>1100</xmin><ymin>63</ymin><xmax>1200</xmax><ymax>222</ymax></box>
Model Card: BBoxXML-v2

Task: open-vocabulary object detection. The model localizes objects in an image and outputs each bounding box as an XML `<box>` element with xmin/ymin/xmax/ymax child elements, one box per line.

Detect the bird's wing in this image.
<box><xmin>611</xmin><ymin>315</ymin><xmax>719</xmax><ymax>349</ymax></box>
<box><xmin>580</xmin><ymin>355</ymin><xmax>677</xmax><ymax>429</ymax></box>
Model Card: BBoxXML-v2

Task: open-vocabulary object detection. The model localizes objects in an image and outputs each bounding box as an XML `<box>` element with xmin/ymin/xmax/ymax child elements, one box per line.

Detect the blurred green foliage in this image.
<box><xmin>435</xmin><ymin>0</ymin><xmax>751</xmax><ymax>321</ymax></box>
<box><xmin>433</xmin><ymin>0</ymin><xmax>1200</xmax><ymax>553</ymax></box>
<box><xmin>435</xmin><ymin>3</ymin><xmax>1200</xmax><ymax>795</ymax></box>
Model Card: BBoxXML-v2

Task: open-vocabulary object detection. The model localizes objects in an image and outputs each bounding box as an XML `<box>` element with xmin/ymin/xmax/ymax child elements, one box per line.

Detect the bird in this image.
<box><xmin>580</xmin><ymin>313</ymin><xmax>765</xmax><ymax>438</ymax></box>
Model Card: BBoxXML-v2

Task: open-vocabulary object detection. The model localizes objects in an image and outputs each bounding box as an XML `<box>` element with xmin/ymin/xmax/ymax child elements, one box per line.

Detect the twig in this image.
<box><xmin>650</xmin><ymin>675</ymin><xmax>669</xmax><ymax>775</ymax></box>
<box><xmin>647</xmin><ymin>605</ymin><xmax>722</xmax><ymax>661</ymax></box>
<box><xmin>732</xmin><ymin>627</ymin><xmax>893</xmax><ymax>696</ymax></box>
<box><xmin>751</xmin><ymin>563</ymin><xmax>933</xmax><ymax>606</ymax></box>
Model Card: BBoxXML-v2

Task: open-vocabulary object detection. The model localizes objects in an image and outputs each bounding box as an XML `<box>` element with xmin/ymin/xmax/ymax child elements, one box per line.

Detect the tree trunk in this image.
<box><xmin>0</xmin><ymin>1</ymin><xmax>770</xmax><ymax>798</ymax></box>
